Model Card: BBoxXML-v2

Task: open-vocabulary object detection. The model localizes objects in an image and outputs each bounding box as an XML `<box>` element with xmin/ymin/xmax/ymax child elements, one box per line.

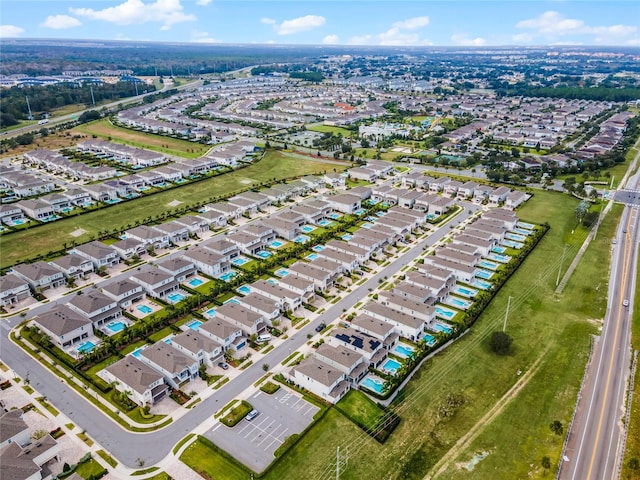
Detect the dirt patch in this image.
<box><xmin>69</xmin><ymin>228</ymin><xmax>87</xmax><ymax>238</ymax></box>
<box><xmin>168</xmin><ymin>200</ymin><xmax>183</xmax><ymax>207</ymax></box>
<box><xmin>239</xmin><ymin>179</ymin><xmax>255</xmax><ymax>185</ymax></box>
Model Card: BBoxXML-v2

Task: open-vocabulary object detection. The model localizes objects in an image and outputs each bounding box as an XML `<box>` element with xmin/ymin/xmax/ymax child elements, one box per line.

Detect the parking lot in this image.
<box><xmin>204</xmin><ymin>387</ymin><xmax>319</xmax><ymax>472</ymax></box>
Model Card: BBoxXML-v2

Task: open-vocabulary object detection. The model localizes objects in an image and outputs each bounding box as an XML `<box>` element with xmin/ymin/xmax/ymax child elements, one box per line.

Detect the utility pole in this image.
<box><xmin>503</xmin><ymin>296</ymin><xmax>512</xmax><ymax>332</ymax></box>
<box><xmin>336</xmin><ymin>447</ymin><xmax>340</xmax><ymax>480</ymax></box>
<box><xmin>556</xmin><ymin>244</ymin><xmax>568</xmax><ymax>287</ymax></box>
<box><xmin>90</xmin><ymin>85</ymin><xmax>96</xmax><ymax>105</ymax></box>
<box><xmin>25</xmin><ymin>96</ymin><xmax>33</xmax><ymax>120</ymax></box>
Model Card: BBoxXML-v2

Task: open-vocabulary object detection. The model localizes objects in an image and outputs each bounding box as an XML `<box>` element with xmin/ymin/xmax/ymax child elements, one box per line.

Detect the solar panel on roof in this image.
<box><xmin>352</xmin><ymin>337</ymin><xmax>364</xmax><ymax>349</ymax></box>
<box><xmin>336</xmin><ymin>333</ymin><xmax>350</xmax><ymax>342</ymax></box>
<box><xmin>369</xmin><ymin>340</ymin><xmax>381</xmax><ymax>350</ymax></box>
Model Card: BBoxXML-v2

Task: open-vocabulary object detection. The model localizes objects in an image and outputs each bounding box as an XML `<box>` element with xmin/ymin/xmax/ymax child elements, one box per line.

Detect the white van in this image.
<box><xmin>257</xmin><ymin>334</ymin><xmax>272</xmax><ymax>343</ymax></box>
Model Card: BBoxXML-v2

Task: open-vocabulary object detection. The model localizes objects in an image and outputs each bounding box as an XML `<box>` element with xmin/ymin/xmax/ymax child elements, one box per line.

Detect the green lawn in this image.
<box><xmin>74</xmin><ymin>458</ymin><xmax>106</xmax><ymax>479</ymax></box>
<box><xmin>73</xmin><ymin>118</ymin><xmax>209</xmax><ymax>158</ymax></box>
<box><xmin>248</xmin><ymin>191</ymin><xmax>620</xmax><ymax>480</ymax></box>
<box><xmin>306</xmin><ymin>124</ymin><xmax>355</xmax><ymax>136</ymax></box>
<box><xmin>0</xmin><ymin>152</ymin><xmax>346</xmax><ymax>268</ymax></box>
<box><xmin>335</xmin><ymin>390</ymin><xmax>388</xmax><ymax>430</ymax></box>
<box><xmin>181</xmin><ymin>437</ymin><xmax>252</xmax><ymax>480</ymax></box>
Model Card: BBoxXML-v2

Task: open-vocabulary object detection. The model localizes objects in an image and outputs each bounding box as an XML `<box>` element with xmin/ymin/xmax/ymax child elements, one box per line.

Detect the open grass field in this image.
<box><xmin>306</xmin><ymin>124</ymin><xmax>355</xmax><ymax>136</ymax></box>
<box><xmin>238</xmin><ymin>191</ymin><xmax>620</xmax><ymax>480</ymax></box>
<box><xmin>0</xmin><ymin>151</ymin><xmax>347</xmax><ymax>268</ymax></box>
<box><xmin>181</xmin><ymin>437</ymin><xmax>250</xmax><ymax>480</ymax></box>
<box><xmin>335</xmin><ymin>390</ymin><xmax>388</xmax><ymax>429</ymax></box>
<box><xmin>73</xmin><ymin>118</ymin><xmax>210</xmax><ymax>158</ymax></box>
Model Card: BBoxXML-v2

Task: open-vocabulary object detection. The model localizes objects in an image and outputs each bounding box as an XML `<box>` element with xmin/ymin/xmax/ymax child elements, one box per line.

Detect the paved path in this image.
<box><xmin>0</xmin><ymin>204</ymin><xmax>476</xmax><ymax>468</ymax></box>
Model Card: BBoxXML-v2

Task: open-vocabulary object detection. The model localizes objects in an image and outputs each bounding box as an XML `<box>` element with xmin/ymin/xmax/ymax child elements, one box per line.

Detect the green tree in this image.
<box><xmin>541</xmin><ymin>456</ymin><xmax>551</xmax><ymax>474</ymax></box>
<box><xmin>489</xmin><ymin>331</ymin><xmax>513</xmax><ymax>355</ymax></box>
<box><xmin>550</xmin><ymin>420</ymin><xmax>564</xmax><ymax>435</ymax></box>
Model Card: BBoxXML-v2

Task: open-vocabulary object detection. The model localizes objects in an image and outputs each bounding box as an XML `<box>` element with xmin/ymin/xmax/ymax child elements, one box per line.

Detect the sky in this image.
<box><xmin>0</xmin><ymin>0</ymin><xmax>639</xmax><ymax>47</ymax></box>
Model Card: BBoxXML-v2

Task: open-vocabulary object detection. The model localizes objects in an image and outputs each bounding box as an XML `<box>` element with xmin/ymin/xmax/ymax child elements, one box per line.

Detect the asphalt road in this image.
<box><xmin>560</xmin><ymin>196</ymin><xmax>638</xmax><ymax>479</ymax></box>
<box><xmin>0</xmin><ymin>204</ymin><xmax>475</xmax><ymax>467</ymax></box>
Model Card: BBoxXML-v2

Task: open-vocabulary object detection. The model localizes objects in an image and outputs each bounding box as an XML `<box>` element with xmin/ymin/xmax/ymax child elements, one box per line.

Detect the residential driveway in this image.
<box><xmin>204</xmin><ymin>387</ymin><xmax>319</xmax><ymax>473</ymax></box>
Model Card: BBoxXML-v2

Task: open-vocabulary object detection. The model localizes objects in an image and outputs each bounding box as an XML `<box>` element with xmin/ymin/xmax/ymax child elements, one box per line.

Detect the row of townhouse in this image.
<box><xmin>346</xmin><ymin>161</ymin><xmax>395</xmax><ymax>183</ymax></box>
<box><xmin>23</xmin><ymin>148</ymin><xmax>117</xmax><ymax>181</ymax></box>
<box><xmin>76</xmin><ymin>140</ymin><xmax>168</xmax><ymax>167</ymax></box>
<box><xmin>0</xmin><ymin>167</ymin><xmax>55</xmax><ymax>200</ymax></box>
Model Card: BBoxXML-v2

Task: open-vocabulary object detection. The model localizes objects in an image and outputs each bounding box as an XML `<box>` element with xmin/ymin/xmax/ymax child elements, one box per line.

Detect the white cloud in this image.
<box><xmin>196</xmin><ymin>0</ymin><xmax>212</xmax><ymax>5</ymax></box>
<box><xmin>192</xmin><ymin>31</ymin><xmax>219</xmax><ymax>43</ymax></box>
<box><xmin>451</xmin><ymin>34</ymin><xmax>486</xmax><ymax>46</ymax></box>
<box><xmin>512</xmin><ymin>33</ymin><xmax>534</xmax><ymax>44</ymax></box>
<box><xmin>260</xmin><ymin>17</ymin><xmax>276</xmax><ymax>25</ymax></box>
<box><xmin>0</xmin><ymin>25</ymin><xmax>24</xmax><ymax>37</ymax></box>
<box><xmin>516</xmin><ymin>10</ymin><xmax>638</xmax><ymax>44</ymax></box>
<box><xmin>392</xmin><ymin>16</ymin><xmax>429</xmax><ymax>30</ymax></box>
<box><xmin>348</xmin><ymin>17</ymin><xmax>432</xmax><ymax>46</ymax></box>
<box><xmin>41</xmin><ymin>15</ymin><xmax>82</xmax><ymax>30</ymax></box>
<box><xmin>70</xmin><ymin>0</ymin><xmax>196</xmax><ymax>30</ymax></box>
<box><xmin>322</xmin><ymin>34</ymin><xmax>339</xmax><ymax>44</ymax></box>
<box><xmin>272</xmin><ymin>15</ymin><xmax>326</xmax><ymax>35</ymax></box>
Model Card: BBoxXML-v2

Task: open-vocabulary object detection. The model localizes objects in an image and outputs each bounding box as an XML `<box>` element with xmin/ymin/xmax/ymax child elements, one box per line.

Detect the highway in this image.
<box><xmin>560</xmin><ymin>174</ymin><xmax>639</xmax><ymax>479</ymax></box>
<box><xmin>0</xmin><ymin>204</ymin><xmax>476</xmax><ymax>467</ymax></box>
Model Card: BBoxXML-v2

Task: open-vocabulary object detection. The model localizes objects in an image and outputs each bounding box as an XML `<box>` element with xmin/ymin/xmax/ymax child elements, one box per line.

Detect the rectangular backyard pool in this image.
<box><xmin>106</xmin><ymin>321</ymin><xmax>126</xmax><ymax>333</ymax></box>
<box><xmin>476</xmin><ymin>269</ymin><xmax>495</xmax><ymax>280</ymax></box>
<box><xmin>188</xmin><ymin>278</ymin><xmax>204</xmax><ymax>287</ymax></box>
<box><xmin>382</xmin><ymin>358</ymin><xmax>402</xmax><ymax>375</ymax></box>
<box><xmin>269</xmin><ymin>240</ymin><xmax>285</xmax><ymax>249</ymax></box>
<box><xmin>167</xmin><ymin>292</ymin><xmax>186</xmax><ymax>303</ymax></box>
<box><xmin>136</xmin><ymin>305</ymin><xmax>153</xmax><ymax>314</ymax></box>
<box><xmin>232</xmin><ymin>256</ymin><xmax>250</xmax><ymax>266</ymax></box>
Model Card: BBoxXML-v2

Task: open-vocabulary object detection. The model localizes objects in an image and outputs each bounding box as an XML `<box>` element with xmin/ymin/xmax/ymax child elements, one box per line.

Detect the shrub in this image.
<box><xmin>489</xmin><ymin>331</ymin><xmax>513</xmax><ymax>355</ymax></box>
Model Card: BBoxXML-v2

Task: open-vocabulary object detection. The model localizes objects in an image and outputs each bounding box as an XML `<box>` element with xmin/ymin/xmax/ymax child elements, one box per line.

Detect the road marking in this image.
<box><xmin>585</xmin><ymin>211</ymin><xmax>634</xmax><ymax>479</ymax></box>
<box><xmin>253</xmin><ymin>392</ymin><xmax>261</xmax><ymax>398</ymax></box>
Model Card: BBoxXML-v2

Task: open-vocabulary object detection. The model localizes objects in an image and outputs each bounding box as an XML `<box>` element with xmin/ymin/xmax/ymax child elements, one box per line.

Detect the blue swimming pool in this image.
<box><xmin>435</xmin><ymin>306</ymin><xmax>456</xmax><ymax>320</ymax></box>
<box><xmin>361</xmin><ymin>376</ymin><xmax>385</xmax><ymax>394</ymax></box>
<box><xmin>137</xmin><ymin>305</ymin><xmax>152</xmax><ymax>314</ymax></box>
<box><xmin>365</xmin><ymin>216</ymin><xmax>377</xmax><ymax>222</ymax></box>
<box><xmin>434</xmin><ymin>322</ymin><xmax>453</xmax><ymax>334</ymax></box>
<box><xmin>275</xmin><ymin>268</ymin><xmax>289</xmax><ymax>277</ymax></box>
<box><xmin>445</xmin><ymin>296</ymin><xmax>472</xmax><ymax>310</ymax></box>
<box><xmin>232</xmin><ymin>256</ymin><xmax>250</xmax><ymax>266</ymax></box>
<box><xmin>488</xmin><ymin>253</ymin><xmax>511</xmax><ymax>264</ymax></box>
<box><xmin>362</xmin><ymin>222</ymin><xmax>374</xmax><ymax>229</ymax></box>
<box><xmin>204</xmin><ymin>307</ymin><xmax>216</xmax><ymax>317</ymax></box>
<box><xmin>328</xmin><ymin>212</ymin><xmax>342</xmax><ymax>220</ymax></box>
<box><xmin>393</xmin><ymin>344</ymin><xmax>415</xmax><ymax>358</ymax></box>
<box><xmin>491</xmin><ymin>246</ymin><xmax>507</xmax><ymax>254</ymax></box>
<box><xmin>77</xmin><ymin>341</ymin><xmax>95</xmax><ymax>354</ymax></box>
<box><xmin>256</xmin><ymin>250</ymin><xmax>272</xmax><ymax>259</ymax></box>
<box><xmin>267</xmin><ymin>278</ymin><xmax>278</xmax><ymax>285</ymax></box>
<box><xmin>306</xmin><ymin>253</ymin><xmax>319</xmax><ymax>260</ymax></box>
<box><xmin>312</xmin><ymin>245</ymin><xmax>325</xmax><ymax>252</ymax></box>
<box><xmin>354</xmin><ymin>208</ymin><xmax>366</xmax><ymax>215</ymax></box>
<box><xmin>517</xmin><ymin>221</ymin><xmax>535</xmax><ymax>230</ymax></box>
<box><xmin>471</xmin><ymin>279</ymin><xmax>492</xmax><ymax>290</ymax></box>
<box><xmin>219</xmin><ymin>271</ymin><xmax>237</xmax><ymax>282</ymax></box>
<box><xmin>512</xmin><ymin>228</ymin><xmax>531</xmax><ymax>236</ymax></box>
<box><xmin>294</xmin><ymin>235</ymin><xmax>310</xmax><ymax>243</ymax></box>
<box><xmin>188</xmin><ymin>278</ymin><xmax>204</xmax><ymax>287</ymax></box>
<box><xmin>376</xmin><ymin>211</ymin><xmax>385</xmax><ymax>217</ymax></box>
<box><xmin>476</xmin><ymin>269</ymin><xmax>494</xmax><ymax>280</ymax></box>
<box><xmin>342</xmin><ymin>234</ymin><xmax>353</xmax><ymax>241</ymax></box>
<box><xmin>224</xmin><ymin>298</ymin><xmax>240</xmax><ymax>305</ymax></box>
<box><xmin>502</xmin><ymin>240</ymin><xmax>524</xmax><ymax>249</ymax></box>
<box><xmin>453</xmin><ymin>285</ymin><xmax>479</xmax><ymax>298</ymax></box>
<box><xmin>505</xmin><ymin>233</ymin><xmax>526</xmax><ymax>242</ymax></box>
<box><xmin>167</xmin><ymin>292</ymin><xmax>186</xmax><ymax>303</ymax></box>
<box><xmin>188</xmin><ymin>320</ymin><xmax>203</xmax><ymax>330</ymax></box>
<box><xmin>318</xmin><ymin>219</ymin><xmax>333</xmax><ymax>227</ymax></box>
<box><xmin>422</xmin><ymin>333</ymin><xmax>436</xmax><ymax>346</ymax></box>
<box><xmin>107</xmin><ymin>321</ymin><xmax>126</xmax><ymax>333</ymax></box>
<box><xmin>13</xmin><ymin>218</ymin><xmax>25</xmax><ymax>225</ymax></box>
<box><xmin>301</xmin><ymin>225</ymin><xmax>316</xmax><ymax>233</ymax></box>
<box><xmin>270</xmin><ymin>240</ymin><xmax>285</xmax><ymax>249</ymax></box>
<box><xmin>237</xmin><ymin>285</ymin><xmax>251</xmax><ymax>295</ymax></box>
<box><xmin>382</xmin><ymin>358</ymin><xmax>402</xmax><ymax>375</ymax></box>
<box><xmin>479</xmin><ymin>260</ymin><xmax>499</xmax><ymax>270</ymax></box>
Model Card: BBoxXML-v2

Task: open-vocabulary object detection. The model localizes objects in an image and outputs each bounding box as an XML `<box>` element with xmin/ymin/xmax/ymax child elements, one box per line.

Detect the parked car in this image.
<box><xmin>315</xmin><ymin>322</ymin><xmax>326</xmax><ymax>333</ymax></box>
<box><xmin>246</xmin><ymin>409</ymin><xmax>260</xmax><ymax>421</ymax></box>
<box><xmin>218</xmin><ymin>362</ymin><xmax>229</xmax><ymax>370</ymax></box>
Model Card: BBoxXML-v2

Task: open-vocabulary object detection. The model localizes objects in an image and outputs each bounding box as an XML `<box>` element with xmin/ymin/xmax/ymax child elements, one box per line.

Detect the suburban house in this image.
<box><xmin>377</xmin><ymin>290</ymin><xmax>438</xmax><ymax>323</ymax></box>
<box><xmin>11</xmin><ymin>261</ymin><xmax>65</xmax><ymax>292</ymax></box>
<box><xmin>250</xmin><ymin>279</ymin><xmax>303</xmax><ymax>312</ymax></box>
<box><xmin>182</xmin><ymin>247</ymin><xmax>229</xmax><ymax>278</ymax></box>
<box><xmin>138</xmin><ymin>342</ymin><xmax>200</xmax><ymax>389</ymax></box>
<box><xmin>152</xmin><ymin>222</ymin><xmax>190</xmax><ymax>245</ymax></box>
<box><xmin>49</xmin><ymin>254</ymin><xmax>94</xmax><ymax>281</ymax></box>
<box><xmin>325</xmin><ymin>193</ymin><xmax>361</xmax><ymax>214</ymax></box>
<box><xmin>124</xmin><ymin>226</ymin><xmax>170</xmax><ymax>251</ymax></box>
<box><xmin>16</xmin><ymin>199</ymin><xmax>54</xmax><ymax>221</ymax></box>
<box><xmin>226</xmin><ymin>231</ymin><xmax>263</xmax><ymax>256</ymax></box>
<box><xmin>452</xmin><ymin>234</ymin><xmax>495</xmax><ymax>257</ymax></box>
<box><xmin>201</xmin><ymin>237</ymin><xmax>240</xmax><ymax>262</ymax></box>
<box><xmin>276</xmin><ymin>275</ymin><xmax>316</xmax><ymax>304</ymax></box>
<box><xmin>111</xmin><ymin>237</ymin><xmax>146</xmax><ymax>260</ymax></box>
<box><xmin>482</xmin><ymin>209</ymin><xmax>519</xmax><ymax>230</ymax></box>
<box><xmin>288</xmin><ymin>262</ymin><xmax>335</xmax><ymax>292</ymax></box>
<box><xmin>101</xmin><ymin>356</ymin><xmax>168</xmax><ymax>407</ymax></box>
<box><xmin>324</xmin><ymin>172</ymin><xmax>346</xmax><ymax>188</ymax></box>
<box><xmin>67</xmin><ymin>290</ymin><xmax>122</xmax><ymax>328</ymax></box>
<box><xmin>156</xmin><ymin>257</ymin><xmax>197</xmax><ymax>283</ymax></box>
<box><xmin>363</xmin><ymin>301</ymin><xmax>429</xmax><ymax>341</ymax></box>
<box><xmin>101</xmin><ymin>279</ymin><xmax>145</xmax><ymax>308</ymax></box>
<box><xmin>314</xmin><ymin>343</ymin><xmax>368</xmax><ymax>385</ymax></box>
<box><xmin>71</xmin><ymin>241</ymin><xmax>119</xmax><ymax>271</ymax></box>
<box><xmin>174</xmin><ymin>215</ymin><xmax>211</xmax><ymax>234</ymax></box>
<box><xmin>289</xmin><ymin>356</ymin><xmax>350</xmax><ymax>404</ymax></box>
<box><xmin>489</xmin><ymin>186</ymin><xmax>511</xmax><ymax>205</ymax></box>
<box><xmin>505</xmin><ymin>190</ymin><xmax>529</xmax><ymax>209</ymax></box>
<box><xmin>423</xmin><ymin>257</ymin><xmax>477</xmax><ymax>283</ymax></box>
<box><xmin>327</xmin><ymin>326</ymin><xmax>387</xmax><ymax>367</ymax></box>
<box><xmin>198</xmin><ymin>318</ymin><xmax>243</xmax><ymax>351</ymax></box>
<box><xmin>0</xmin><ymin>274</ymin><xmax>31</xmax><ymax>307</ymax></box>
<box><xmin>170</xmin><ymin>329</ymin><xmax>223</xmax><ymax>367</ymax></box>
<box><xmin>237</xmin><ymin>293</ymin><xmax>280</xmax><ymax>324</ymax></box>
<box><xmin>0</xmin><ymin>204</ymin><xmax>25</xmax><ymax>225</ymax></box>
<box><xmin>130</xmin><ymin>267</ymin><xmax>179</xmax><ymax>298</ymax></box>
<box><xmin>32</xmin><ymin>304</ymin><xmax>93</xmax><ymax>349</ymax></box>
<box><xmin>215</xmin><ymin>302</ymin><xmax>268</xmax><ymax>336</ymax></box>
